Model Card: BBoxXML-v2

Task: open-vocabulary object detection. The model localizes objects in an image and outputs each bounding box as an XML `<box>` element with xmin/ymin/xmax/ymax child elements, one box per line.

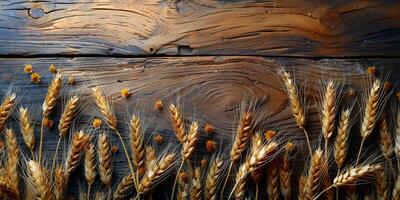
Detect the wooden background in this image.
<box><xmin>0</xmin><ymin>0</ymin><xmax>400</xmax><ymax>199</ymax></box>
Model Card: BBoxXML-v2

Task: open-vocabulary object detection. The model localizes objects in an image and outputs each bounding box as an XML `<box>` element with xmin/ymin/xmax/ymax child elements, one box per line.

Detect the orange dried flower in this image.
<box><xmin>206</xmin><ymin>139</ymin><xmax>217</xmax><ymax>153</ymax></box>
<box><xmin>264</xmin><ymin>130</ymin><xmax>277</xmax><ymax>141</ymax></box>
<box><xmin>31</xmin><ymin>72</ymin><xmax>41</xmax><ymax>84</ymax></box>
<box><xmin>179</xmin><ymin>171</ymin><xmax>188</xmax><ymax>183</ymax></box>
<box><xmin>112</xmin><ymin>146</ymin><xmax>118</xmax><ymax>154</ymax></box>
<box><xmin>200</xmin><ymin>158</ymin><xmax>208</xmax><ymax>168</ymax></box>
<box><xmin>92</xmin><ymin>118</ymin><xmax>102</xmax><ymax>129</ymax></box>
<box><xmin>24</xmin><ymin>64</ymin><xmax>33</xmax><ymax>74</ymax></box>
<box><xmin>347</xmin><ymin>87</ymin><xmax>356</xmax><ymax>97</ymax></box>
<box><xmin>154</xmin><ymin>100</ymin><xmax>163</xmax><ymax>110</ymax></box>
<box><xmin>383</xmin><ymin>81</ymin><xmax>392</xmax><ymax>91</ymax></box>
<box><xmin>68</xmin><ymin>76</ymin><xmax>76</xmax><ymax>85</ymax></box>
<box><xmin>43</xmin><ymin>118</ymin><xmax>53</xmax><ymax>128</ymax></box>
<box><xmin>153</xmin><ymin>134</ymin><xmax>164</xmax><ymax>145</ymax></box>
<box><xmin>367</xmin><ymin>66</ymin><xmax>376</xmax><ymax>75</ymax></box>
<box><xmin>49</xmin><ymin>64</ymin><xmax>57</xmax><ymax>73</ymax></box>
<box><xmin>204</xmin><ymin>123</ymin><xmax>215</xmax><ymax>134</ymax></box>
<box><xmin>121</xmin><ymin>88</ymin><xmax>130</xmax><ymax>98</ymax></box>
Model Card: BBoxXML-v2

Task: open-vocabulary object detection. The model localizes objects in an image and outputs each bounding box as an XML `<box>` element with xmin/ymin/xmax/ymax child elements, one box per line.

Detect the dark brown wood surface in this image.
<box><xmin>0</xmin><ymin>1</ymin><xmax>399</xmax><ymax>57</ymax></box>
<box><xmin>1</xmin><ymin>0</ymin><xmax>400</xmax><ymax>199</ymax></box>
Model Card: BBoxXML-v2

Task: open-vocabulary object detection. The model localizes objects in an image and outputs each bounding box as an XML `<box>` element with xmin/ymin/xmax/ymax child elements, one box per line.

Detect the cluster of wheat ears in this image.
<box><xmin>0</xmin><ymin>66</ymin><xmax>399</xmax><ymax>200</ymax></box>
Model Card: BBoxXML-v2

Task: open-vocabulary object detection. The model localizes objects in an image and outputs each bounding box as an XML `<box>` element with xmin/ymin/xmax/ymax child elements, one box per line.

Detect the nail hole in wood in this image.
<box><xmin>28</xmin><ymin>8</ymin><xmax>45</xmax><ymax>19</ymax></box>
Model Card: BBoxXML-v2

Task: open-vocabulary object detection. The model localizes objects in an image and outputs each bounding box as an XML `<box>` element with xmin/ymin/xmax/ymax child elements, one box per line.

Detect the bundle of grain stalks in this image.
<box><xmin>0</xmin><ymin>65</ymin><xmax>398</xmax><ymax>200</ymax></box>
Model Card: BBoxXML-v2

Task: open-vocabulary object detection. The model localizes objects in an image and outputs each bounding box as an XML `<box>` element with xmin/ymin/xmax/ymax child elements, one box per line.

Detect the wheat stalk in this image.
<box><xmin>279</xmin><ymin>142</ymin><xmax>295</xmax><ymax>200</ymax></box>
<box><xmin>333</xmin><ymin>164</ymin><xmax>381</xmax><ymax>186</ymax></box>
<box><xmin>321</xmin><ymin>81</ymin><xmax>336</xmax><ymax>141</ymax></box>
<box><xmin>18</xmin><ymin>107</ymin><xmax>35</xmax><ymax>151</ymax></box>
<box><xmin>204</xmin><ymin>157</ymin><xmax>223</xmax><ymax>200</ymax></box>
<box><xmin>84</xmin><ymin>142</ymin><xmax>96</xmax><ymax>186</ymax></box>
<box><xmin>304</xmin><ymin>149</ymin><xmax>324</xmax><ymax>200</ymax></box>
<box><xmin>98</xmin><ymin>132</ymin><xmax>113</xmax><ymax>186</ymax></box>
<box><xmin>58</xmin><ymin>95</ymin><xmax>79</xmax><ymax>137</ymax></box>
<box><xmin>0</xmin><ymin>175</ymin><xmax>18</xmax><ymax>199</ymax></box>
<box><xmin>4</xmin><ymin>128</ymin><xmax>19</xmax><ymax>197</ymax></box>
<box><xmin>113</xmin><ymin>174</ymin><xmax>134</xmax><ymax>200</ymax></box>
<box><xmin>334</xmin><ymin>109</ymin><xmax>351</xmax><ymax>169</ymax></box>
<box><xmin>91</xmin><ymin>87</ymin><xmax>117</xmax><ymax>130</ymax></box>
<box><xmin>54</xmin><ymin>166</ymin><xmax>67</xmax><ymax>200</ymax></box>
<box><xmin>169</xmin><ymin>104</ymin><xmax>186</xmax><ymax>143</ymax></box>
<box><xmin>190</xmin><ymin>167</ymin><xmax>201</xmax><ymax>200</ymax></box>
<box><xmin>375</xmin><ymin>169</ymin><xmax>389</xmax><ymax>200</ymax></box>
<box><xmin>378</xmin><ymin>114</ymin><xmax>393</xmax><ymax>160</ymax></box>
<box><xmin>182</xmin><ymin>121</ymin><xmax>199</xmax><ymax>160</ymax></box>
<box><xmin>138</xmin><ymin>153</ymin><xmax>176</xmax><ymax>194</ymax></box>
<box><xmin>65</xmin><ymin>131</ymin><xmax>90</xmax><ymax>176</ymax></box>
<box><xmin>42</xmin><ymin>74</ymin><xmax>62</xmax><ymax>118</ymax></box>
<box><xmin>0</xmin><ymin>93</ymin><xmax>16</xmax><ymax>131</ymax></box>
<box><xmin>267</xmin><ymin>160</ymin><xmax>280</xmax><ymax>200</ymax></box>
<box><xmin>26</xmin><ymin>160</ymin><xmax>52</xmax><ymax>200</ymax></box>
<box><xmin>130</xmin><ymin>114</ymin><xmax>145</xmax><ymax>172</ymax></box>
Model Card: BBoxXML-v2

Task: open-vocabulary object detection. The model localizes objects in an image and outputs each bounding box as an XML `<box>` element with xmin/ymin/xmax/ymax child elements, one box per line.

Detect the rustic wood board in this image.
<box><xmin>0</xmin><ymin>1</ymin><xmax>400</xmax><ymax>57</ymax></box>
<box><xmin>0</xmin><ymin>56</ymin><xmax>399</xmax><ymax>198</ymax></box>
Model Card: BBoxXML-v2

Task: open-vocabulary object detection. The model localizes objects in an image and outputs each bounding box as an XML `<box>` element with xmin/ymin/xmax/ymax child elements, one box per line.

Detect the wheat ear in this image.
<box><xmin>0</xmin><ymin>93</ymin><xmax>16</xmax><ymax>131</ymax></box>
<box><xmin>84</xmin><ymin>142</ymin><xmax>96</xmax><ymax>197</ymax></box>
<box><xmin>113</xmin><ymin>174</ymin><xmax>134</xmax><ymax>200</ymax></box>
<box><xmin>145</xmin><ymin>145</ymin><xmax>156</xmax><ymax>170</ymax></box>
<box><xmin>322</xmin><ymin>173</ymin><xmax>334</xmax><ymax>200</ymax></box>
<box><xmin>26</xmin><ymin>160</ymin><xmax>52</xmax><ymax>200</ymax></box>
<box><xmin>0</xmin><ymin>175</ymin><xmax>18</xmax><ymax>199</ymax></box>
<box><xmin>18</xmin><ymin>107</ymin><xmax>35</xmax><ymax>152</ymax></box>
<box><xmin>334</xmin><ymin>109</ymin><xmax>351</xmax><ymax>169</ymax></box>
<box><xmin>279</xmin><ymin>142</ymin><xmax>295</xmax><ymax>200</ymax></box>
<box><xmin>231</xmin><ymin>142</ymin><xmax>278</xmax><ymax>199</ymax></box>
<box><xmin>54</xmin><ymin>166</ymin><xmax>67</xmax><ymax>200</ymax></box>
<box><xmin>182</xmin><ymin>121</ymin><xmax>199</xmax><ymax>160</ymax></box>
<box><xmin>58</xmin><ymin>95</ymin><xmax>79</xmax><ymax>137</ymax></box>
<box><xmin>357</xmin><ymin>79</ymin><xmax>382</xmax><ymax>164</ymax></box>
<box><xmin>4</xmin><ymin>128</ymin><xmax>20</xmax><ymax>197</ymax></box>
<box><xmin>304</xmin><ymin>149</ymin><xmax>324</xmax><ymax>200</ymax></box>
<box><xmin>138</xmin><ymin>153</ymin><xmax>176</xmax><ymax>194</ymax></box>
<box><xmin>298</xmin><ymin>175</ymin><xmax>306</xmax><ymax>200</ymax></box>
<box><xmin>378</xmin><ymin>114</ymin><xmax>393</xmax><ymax>160</ymax></box>
<box><xmin>267</xmin><ymin>160</ymin><xmax>280</xmax><ymax>200</ymax></box>
<box><xmin>321</xmin><ymin>81</ymin><xmax>336</xmax><ymax>142</ymax></box>
<box><xmin>395</xmin><ymin>111</ymin><xmax>400</xmax><ymax>159</ymax></box>
<box><xmin>393</xmin><ymin>175</ymin><xmax>400</xmax><ymax>200</ymax></box>
<box><xmin>177</xmin><ymin>171</ymin><xmax>189</xmax><ymax>200</ymax></box>
<box><xmin>333</xmin><ymin>164</ymin><xmax>381</xmax><ymax>186</ymax></box>
<box><xmin>169</xmin><ymin>104</ymin><xmax>186</xmax><ymax>143</ymax></box>
<box><xmin>65</xmin><ymin>131</ymin><xmax>90</xmax><ymax>176</ymax></box>
<box><xmin>91</xmin><ymin>87</ymin><xmax>117</xmax><ymax>130</ymax></box>
<box><xmin>375</xmin><ymin>168</ymin><xmax>389</xmax><ymax>200</ymax></box>
<box><xmin>190</xmin><ymin>167</ymin><xmax>202</xmax><ymax>200</ymax></box>
<box><xmin>98</xmin><ymin>132</ymin><xmax>113</xmax><ymax>186</ymax></box>
<box><xmin>250</xmin><ymin>133</ymin><xmax>263</xmax><ymax>199</ymax></box>
<box><xmin>204</xmin><ymin>157</ymin><xmax>223</xmax><ymax>200</ymax></box>
<box><xmin>130</xmin><ymin>114</ymin><xmax>145</xmax><ymax>172</ymax></box>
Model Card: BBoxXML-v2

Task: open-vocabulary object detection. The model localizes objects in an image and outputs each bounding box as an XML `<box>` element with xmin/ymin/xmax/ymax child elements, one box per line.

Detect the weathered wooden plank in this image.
<box><xmin>0</xmin><ymin>1</ymin><xmax>400</xmax><ymax>57</ymax></box>
<box><xmin>0</xmin><ymin>56</ymin><xmax>399</xmax><ymax>198</ymax></box>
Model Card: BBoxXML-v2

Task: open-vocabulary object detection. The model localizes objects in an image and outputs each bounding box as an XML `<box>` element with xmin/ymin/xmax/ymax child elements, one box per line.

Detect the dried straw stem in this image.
<box><xmin>333</xmin><ymin>164</ymin><xmax>381</xmax><ymax>187</ymax></box>
<box><xmin>98</xmin><ymin>133</ymin><xmax>113</xmax><ymax>186</ymax></box>
<box><xmin>58</xmin><ymin>95</ymin><xmax>79</xmax><ymax>137</ymax></box>
<box><xmin>130</xmin><ymin>115</ymin><xmax>145</xmax><ymax>171</ymax></box>
<box><xmin>204</xmin><ymin>158</ymin><xmax>223</xmax><ymax>200</ymax></box>
<box><xmin>279</xmin><ymin>142</ymin><xmax>295</xmax><ymax>200</ymax></box>
<box><xmin>267</xmin><ymin>160</ymin><xmax>280</xmax><ymax>200</ymax></box>
<box><xmin>138</xmin><ymin>153</ymin><xmax>176</xmax><ymax>194</ymax></box>
<box><xmin>113</xmin><ymin>175</ymin><xmax>134</xmax><ymax>200</ymax></box>
<box><xmin>169</xmin><ymin>104</ymin><xmax>186</xmax><ymax>143</ymax></box>
<box><xmin>91</xmin><ymin>87</ymin><xmax>117</xmax><ymax>130</ymax></box>
<box><xmin>84</xmin><ymin>142</ymin><xmax>96</xmax><ymax>186</ymax></box>
<box><xmin>0</xmin><ymin>93</ymin><xmax>16</xmax><ymax>131</ymax></box>
<box><xmin>304</xmin><ymin>149</ymin><xmax>324</xmax><ymax>200</ymax></box>
<box><xmin>5</xmin><ymin>128</ymin><xmax>20</xmax><ymax>197</ymax></box>
<box><xmin>334</xmin><ymin>109</ymin><xmax>351</xmax><ymax>169</ymax></box>
<box><xmin>26</xmin><ymin>160</ymin><xmax>52</xmax><ymax>200</ymax></box>
<box><xmin>65</xmin><ymin>131</ymin><xmax>90</xmax><ymax>176</ymax></box>
<box><xmin>190</xmin><ymin>167</ymin><xmax>201</xmax><ymax>200</ymax></box>
<box><xmin>375</xmin><ymin>169</ymin><xmax>389</xmax><ymax>200</ymax></box>
<box><xmin>19</xmin><ymin>107</ymin><xmax>35</xmax><ymax>152</ymax></box>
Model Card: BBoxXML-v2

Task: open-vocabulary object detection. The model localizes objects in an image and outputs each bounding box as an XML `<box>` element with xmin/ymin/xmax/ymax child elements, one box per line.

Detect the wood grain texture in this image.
<box><xmin>0</xmin><ymin>0</ymin><xmax>400</xmax><ymax>57</ymax></box>
<box><xmin>0</xmin><ymin>56</ymin><xmax>399</xmax><ymax>197</ymax></box>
